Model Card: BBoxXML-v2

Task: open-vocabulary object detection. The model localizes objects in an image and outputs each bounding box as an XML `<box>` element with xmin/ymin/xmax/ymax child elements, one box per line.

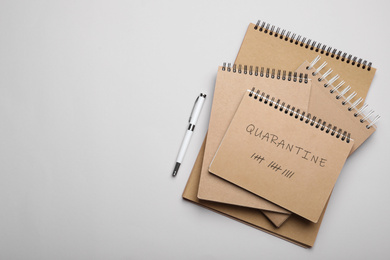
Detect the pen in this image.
<box><xmin>172</xmin><ymin>93</ymin><xmax>207</xmax><ymax>177</ymax></box>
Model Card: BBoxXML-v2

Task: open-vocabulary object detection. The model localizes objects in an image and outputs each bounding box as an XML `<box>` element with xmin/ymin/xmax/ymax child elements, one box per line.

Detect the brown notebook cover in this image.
<box><xmin>235</xmin><ymin>21</ymin><xmax>376</xmax><ymax>102</ymax></box>
<box><xmin>197</xmin><ymin>65</ymin><xmax>312</xmax><ymax>226</ymax></box>
<box><xmin>209</xmin><ymin>90</ymin><xmax>354</xmax><ymax>223</ymax></box>
<box><xmin>183</xmin><ymin>138</ymin><xmax>324</xmax><ymax>248</ymax></box>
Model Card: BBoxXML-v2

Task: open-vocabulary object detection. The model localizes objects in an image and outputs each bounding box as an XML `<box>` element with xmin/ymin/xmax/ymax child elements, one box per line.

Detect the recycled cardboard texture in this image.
<box><xmin>209</xmin><ymin>91</ymin><xmax>354</xmax><ymax>223</ymax></box>
<box><xmin>235</xmin><ymin>23</ymin><xmax>376</xmax><ymax>102</ymax></box>
<box><xmin>197</xmin><ymin>66</ymin><xmax>311</xmax><ymax>224</ymax></box>
<box><xmin>296</xmin><ymin>61</ymin><xmax>376</xmax><ymax>155</ymax></box>
<box><xmin>183</xmin><ymin>139</ymin><xmax>324</xmax><ymax>248</ymax></box>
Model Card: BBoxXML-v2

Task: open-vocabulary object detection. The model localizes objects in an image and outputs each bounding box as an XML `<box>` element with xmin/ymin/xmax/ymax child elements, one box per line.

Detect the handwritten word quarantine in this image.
<box><xmin>246</xmin><ymin>124</ymin><xmax>327</xmax><ymax>167</ymax></box>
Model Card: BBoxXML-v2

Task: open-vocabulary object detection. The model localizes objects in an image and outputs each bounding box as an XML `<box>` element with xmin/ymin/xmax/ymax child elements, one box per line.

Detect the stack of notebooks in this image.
<box><xmin>182</xmin><ymin>20</ymin><xmax>380</xmax><ymax>248</ymax></box>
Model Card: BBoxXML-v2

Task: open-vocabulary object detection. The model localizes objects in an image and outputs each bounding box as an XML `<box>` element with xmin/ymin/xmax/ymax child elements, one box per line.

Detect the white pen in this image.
<box><xmin>172</xmin><ymin>93</ymin><xmax>207</xmax><ymax>177</ymax></box>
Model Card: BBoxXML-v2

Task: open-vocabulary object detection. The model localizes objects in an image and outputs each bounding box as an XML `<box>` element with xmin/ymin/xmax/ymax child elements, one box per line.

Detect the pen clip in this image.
<box><xmin>189</xmin><ymin>96</ymin><xmax>200</xmax><ymax>122</ymax></box>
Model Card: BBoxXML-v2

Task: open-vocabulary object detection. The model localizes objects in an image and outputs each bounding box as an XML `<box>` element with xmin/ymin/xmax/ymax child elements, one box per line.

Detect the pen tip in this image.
<box><xmin>172</xmin><ymin>162</ymin><xmax>181</xmax><ymax>177</ymax></box>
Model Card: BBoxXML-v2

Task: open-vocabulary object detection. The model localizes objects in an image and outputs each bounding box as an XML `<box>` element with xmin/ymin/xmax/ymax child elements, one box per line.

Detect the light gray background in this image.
<box><xmin>0</xmin><ymin>0</ymin><xmax>389</xmax><ymax>259</ymax></box>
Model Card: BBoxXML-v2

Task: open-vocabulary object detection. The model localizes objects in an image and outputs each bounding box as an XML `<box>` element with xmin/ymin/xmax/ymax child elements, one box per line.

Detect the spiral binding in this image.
<box><xmin>248</xmin><ymin>88</ymin><xmax>351</xmax><ymax>143</ymax></box>
<box><xmin>307</xmin><ymin>56</ymin><xmax>380</xmax><ymax>129</ymax></box>
<box><xmin>254</xmin><ymin>20</ymin><xmax>372</xmax><ymax>71</ymax></box>
<box><xmin>222</xmin><ymin>63</ymin><xmax>308</xmax><ymax>83</ymax></box>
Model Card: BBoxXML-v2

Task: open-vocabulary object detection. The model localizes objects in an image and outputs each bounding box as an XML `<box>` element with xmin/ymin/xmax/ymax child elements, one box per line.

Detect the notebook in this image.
<box><xmin>295</xmin><ymin>57</ymin><xmax>379</xmax><ymax>155</ymax></box>
<box><xmin>183</xmin><ymin>138</ymin><xmax>324</xmax><ymax>248</ymax></box>
<box><xmin>235</xmin><ymin>20</ymin><xmax>376</xmax><ymax>102</ymax></box>
<box><xmin>197</xmin><ymin>60</ymin><xmax>379</xmax><ymax>226</ymax></box>
<box><xmin>196</xmin><ymin>64</ymin><xmax>312</xmax><ymax>226</ymax></box>
<box><xmin>196</xmin><ymin>20</ymin><xmax>378</xmax><ymax>222</ymax></box>
<box><xmin>209</xmin><ymin>89</ymin><xmax>354</xmax><ymax>223</ymax></box>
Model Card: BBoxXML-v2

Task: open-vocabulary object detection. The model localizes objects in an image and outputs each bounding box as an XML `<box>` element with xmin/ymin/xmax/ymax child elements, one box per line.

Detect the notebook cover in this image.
<box><xmin>183</xmin><ymin>139</ymin><xmax>324</xmax><ymax>248</ymax></box>
<box><xmin>209</xmin><ymin>90</ymin><xmax>354</xmax><ymax>223</ymax></box>
<box><xmin>235</xmin><ymin>22</ymin><xmax>376</xmax><ymax>102</ymax></box>
<box><xmin>197</xmin><ymin>66</ymin><xmax>311</xmax><ymax>223</ymax></box>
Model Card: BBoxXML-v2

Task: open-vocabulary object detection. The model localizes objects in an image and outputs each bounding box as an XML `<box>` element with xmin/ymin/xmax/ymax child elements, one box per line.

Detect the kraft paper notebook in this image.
<box><xmin>295</xmin><ymin>57</ymin><xmax>379</xmax><ymax>155</ymax></box>
<box><xmin>196</xmin><ymin>21</ymin><xmax>378</xmax><ymax>223</ymax></box>
<box><xmin>183</xmin><ymin>138</ymin><xmax>324</xmax><ymax>248</ymax></box>
<box><xmin>197</xmin><ymin>62</ymin><xmax>379</xmax><ymax>227</ymax></box>
<box><xmin>209</xmin><ymin>89</ymin><xmax>354</xmax><ymax>223</ymax></box>
<box><xmin>196</xmin><ymin>64</ymin><xmax>312</xmax><ymax>227</ymax></box>
<box><xmin>235</xmin><ymin>20</ymin><xmax>376</xmax><ymax>102</ymax></box>
<box><xmin>198</xmin><ymin>59</ymin><xmax>379</xmax><ymax>223</ymax></box>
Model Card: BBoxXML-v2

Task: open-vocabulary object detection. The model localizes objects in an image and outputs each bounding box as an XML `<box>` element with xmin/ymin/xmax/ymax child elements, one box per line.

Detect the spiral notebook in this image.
<box><xmin>295</xmin><ymin>57</ymin><xmax>379</xmax><ymax>155</ymax></box>
<box><xmin>196</xmin><ymin>64</ymin><xmax>312</xmax><ymax>227</ymax></box>
<box><xmin>235</xmin><ymin>20</ymin><xmax>376</xmax><ymax>102</ymax></box>
<box><xmin>197</xmin><ymin>59</ymin><xmax>379</xmax><ymax>220</ymax></box>
<box><xmin>183</xmin><ymin>139</ymin><xmax>323</xmax><ymax>248</ymax></box>
<box><xmin>209</xmin><ymin>89</ymin><xmax>354</xmax><ymax>223</ymax></box>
